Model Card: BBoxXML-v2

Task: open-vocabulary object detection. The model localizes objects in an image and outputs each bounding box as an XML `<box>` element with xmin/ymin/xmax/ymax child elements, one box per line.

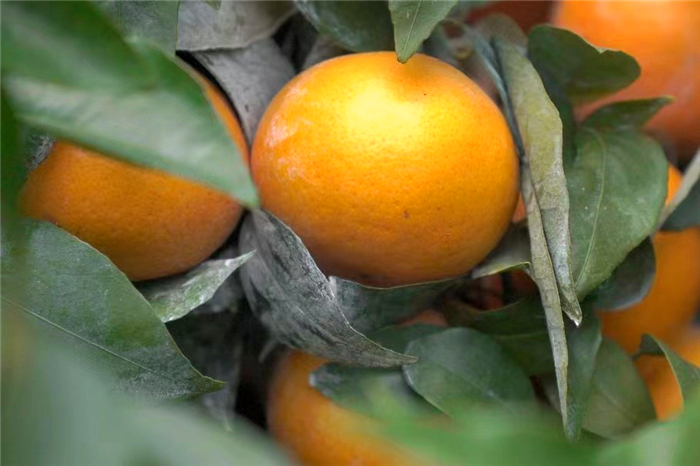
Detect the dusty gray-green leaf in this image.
<box><xmin>311</xmin><ymin>324</ymin><xmax>444</xmax><ymax>416</ymax></box>
<box><xmin>443</xmin><ymin>297</ymin><xmax>553</xmax><ymax>376</ymax></box>
<box><xmin>0</xmin><ymin>220</ymin><xmax>223</xmax><ymax>399</ymax></box>
<box><xmin>331</xmin><ymin>276</ymin><xmax>454</xmax><ymax>334</ymax></box>
<box><xmin>662</xmin><ymin>150</ymin><xmax>700</xmax><ymax>231</ymax></box>
<box><xmin>2</xmin><ymin>2</ymin><xmax>256</xmax><ymax>205</ymax></box>
<box><xmin>588</xmin><ymin>239</ymin><xmax>655</xmax><ymax>312</ymax></box>
<box><xmin>527</xmin><ymin>25</ymin><xmax>640</xmax><ymax>105</ymax></box>
<box><xmin>544</xmin><ymin>338</ymin><xmax>655</xmax><ymax>439</ymax></box>
<box><xmin>583</xmin><ymin>98</ymin><xmax>672</xmax><ymax>131</ymax></box>
<box><xmin>389</xmin><ymin>0</ymin><xmax>457</xmax><ymax>63</ymax></box>
<box><xmin>569</xmin><ymin>127</ymin><xmax>667</xmax><ymax>299</ymax></box>
<box><xmin>470</xmin><ymin>224</ymin><xmax>531</xmax><ymax>279</ymax></box>
<box><xmin>99</xmin><ymin>0</ymin><xmax>180</xmax><ymax>54</ymax></box>
<box><xmin>177</xmin><ymin>0</ymin><xmax>294</xmax><ymax>51</ymax></box>
<box><xmin>193</xmin><ymin>38</ymin><xmax>295</xmax><ymax>144</ymax></box>
<box><xmin>639</xmin><ymin>335</ymin><xmax>700</xmax><ymax>401</ymax></box>
<box><xmin>403</xmin><ymin>328</ymin><xmax>536</xmax><ymax>416</ymax></box>
<box><xmin>496</xmin><ymin>39</ymin><xmax>581</xmax><ymax>325</ymax></box>
<box><xmin>139</xmin><ymin>253</ymin><xmax>254</xmax><ymax>323</ymax></box>
<box><xmin>21</xmin><ymin>126</ymin><xmax>54</xmax><ymax>171</ymax></box>
<box><xmin>302</xmin><ymin>34</ymin><xmax>348</xmax><ymax>70</ymax></box>
<box><xmin>239</xmin><ymin>210</ymin><xmax>415</xmax><ymax>367</ymax></box>
<box><xmin>296</xmin><ymin>0</ymin><xmax>395</xmax><ymax>52</ymax></box>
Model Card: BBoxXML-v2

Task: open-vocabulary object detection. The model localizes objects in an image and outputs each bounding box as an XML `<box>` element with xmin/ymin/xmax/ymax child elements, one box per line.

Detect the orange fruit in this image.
<box><xmin>468</xmin><ymin>1</ymin><xmax>553</xmax><ymax>33</ymax></box>
<box><xmin>599</xmin><ymin>166</ymin><xmax>700</xmax><ymax>353</ymax></box>
<box><xmin>552</xmin><ymin>1</ymin><xmax>700</xmax><ymax>162</ymax></box>
<box><xmin>636</xmin><ymin>327</ymin><xmax>700</xmax><ymax>420</ymax></box>
<box><xmin>20</xmin><ymin>81</ymin><xmax>248</xmax><ymax>281</ymax></box>
<box><xmin>267</xmin><ymin>311</ymin><xmax>444</xmax><ymax>466</ymax></box>
<box><xmin>252</xmin><ymin>52</ymin><xmax>519</xmax><ymax>286</ymax></box>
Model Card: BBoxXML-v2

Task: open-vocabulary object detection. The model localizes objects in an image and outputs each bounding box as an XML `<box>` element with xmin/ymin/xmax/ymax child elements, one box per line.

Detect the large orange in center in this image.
<box><xmin>252</xmin><ymin>52</ymin><xmax>519</xmax><ymax>286</ymax></box>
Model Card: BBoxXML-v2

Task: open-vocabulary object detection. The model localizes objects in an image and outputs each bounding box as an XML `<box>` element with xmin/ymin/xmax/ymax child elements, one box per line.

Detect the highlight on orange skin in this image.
<box><xmin>636</xmin><ymin>327</ymin><xmax>700</xmax><ymax>420</ymax></box>
<box><xmin>20</xmin><ymin>81</ymin><xmax>248</xmax><ymax>281</ymax></box>
<box><xmin>552</xmin><ymin>0</ymin><xmax>700</xmax><ymax>162</ymax></box>
<box><xmin>252</xmin><ymin>52</ymin><xmax>519</xmax><ymax>287</ymax></box>
<box><xmin>599</xmin><ymin>166</ymin><xmax>700</xmax><ymax>353</ymax></box>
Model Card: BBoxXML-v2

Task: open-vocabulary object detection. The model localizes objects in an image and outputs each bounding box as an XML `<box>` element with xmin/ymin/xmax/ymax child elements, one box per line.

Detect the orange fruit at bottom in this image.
<box><xmin>20</xmin><ymin>82</ymin><xmax>248</xmax><ymax>281</ymax></box>
<box><xmin>552</xmin><ymin>0</ymin><xmax>700</xmax><ymax>162</ymax></box>
<box><xmin>636</xmin><ymin>327</ymin><xmax>700</xmax><ymax>420</ymax></box>
<box><xmin>252</xmin><ymin>52</ymin><xmax>519</xmax><ymax>287</ymax></box>
<box><xmin>599</xmin><ymin>167</ymin><xmax>700</xmax><ymax>353</ymax></box>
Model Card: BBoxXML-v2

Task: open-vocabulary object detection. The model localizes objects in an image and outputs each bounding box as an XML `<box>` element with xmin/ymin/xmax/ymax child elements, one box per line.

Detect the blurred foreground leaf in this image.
<box><xmin>99</xmin><ymin>0</ymin><xmax>180</xmax><ymax>53</ymax></box>
<box><xmin>1</xmin><ymin>220</ymin><xmax>222</xmax><ymax>398</ymax></box>
<box><xmin>1</xmin><ymin>1</ymin><xmax>256</xmax><ymax>205</ymax></box>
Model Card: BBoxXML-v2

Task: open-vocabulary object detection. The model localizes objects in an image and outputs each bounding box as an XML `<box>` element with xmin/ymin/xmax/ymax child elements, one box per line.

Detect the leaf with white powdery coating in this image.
<box><xmin>389</xmin><ymin>0</ymin><xmax>458</xmax><ymax>63</ymax></box>
<box><xmin>239</xmin><ymin>210</ymin><xmax>415</xmax><ymax>367</ymax></box>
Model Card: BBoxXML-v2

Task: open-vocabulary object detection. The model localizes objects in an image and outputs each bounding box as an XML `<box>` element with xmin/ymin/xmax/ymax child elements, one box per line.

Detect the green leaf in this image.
<box><xmin>239</xmin><ymin>210</ymin><xmax>415</xmax><ymax>367</ymax></box>
<box><xmin>544</xmin><ymin>338</ymin><xmax>655</xmax><ymax>439</ymax></box>
<box><xmin>1</xmin><ymin>219</ymin><xmax>223</xmax><ymax>398</ymax></box>
<box><xmin>496</xmin><ymin>39</ymin><xmax>581</xmax><ymax>325</ymax></box>
<box><xmin>2</xmin><ymin>312</ymin><xmax>292</xmax><ymax>466</ymax></box>
<box><xmin>403</xmin><ymin>328</ymin><xmax>536</xmax><ymax>416</ymax></box>
<box><xmin>1</xmin><ymin>1</ymin><xmax>256</xmax><ymax>205</ymax></box>
<box><xmin>639</xmin><ymin>335</ymin><xmax>700</xmax><ymax>401</ymax></box>
<box><xmin>389</xmin><ymin>0</ymin><xmax>457</xmax><ymax>63</ymax></box>
<box><xmin>0</xmin><ymin>90</ymin><xmax>23</xmax><ymax>230</ymax></box>
<box><xmin>663</xmin><ymin>150</ymin><xmax>700</xmax><ymax>231</ymax></box>
<box><xmin>98</xmin><ymin>0</ymin><xmax>180</xmax><ymax>54</ymax></box>
<box><xmin>443</xmin><ymin>297</ymin><xmax>554</xmax><ymax>376</ymax></box>
<box><xmin>527</xmin><ymin>25</ymin><xmax>640</xmax><ymax>105</ymax></box>
<box><xmin>568</xmin><ymin>127</ymin><xmax>667</xmax><ymax>298</ymax></box>
<box><xmin>295</xmin><ymin>0</ymin><xmax>395</xmax><ymax>52</ymax></box>
<box><xmin>470</xmin><ymin>224</ymin><xmax>531</xmax><ymax>279</ymax></box>
<box><xmin>588</xmin><ymin>239</ymin><xmax>655</xmax><ymax>311</ymax></box>
<box><xmin>332</xmin><ymin>276</ymin><xmax>453</xmax><ymax>333</ymax></box>
<box><xmin>311</xmin><ymin>324</ymin><xmax>444</xmax><ymax>416</ymax></box>
<box><xmin>138</xmin><ymin>253</ymin><xmax>254</xmax><ymax>323</ymax></box>
<box><xmin>598</xmin><ymin>389</ymin><xmax>700</xmax><ymax>466</ymax></box>
<box><xmin>178</xmin><ymin>0</ymin><xmax>294</xmax><ymax>51</ymax></box>
<box><xmin>561</xmin><ymin>308</ymin><xmax>602</xmax><ymax>440</ymax></box>
<box><xmin>583</xmin><ymin>98</ymin><xmax>672</xmax><ymax>131</ymax></box>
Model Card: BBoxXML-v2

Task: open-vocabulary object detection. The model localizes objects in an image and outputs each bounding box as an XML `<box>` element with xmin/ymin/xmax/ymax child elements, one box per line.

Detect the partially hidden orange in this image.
<box><xmin>252</xmin><ymin>52</ymin><xmax>519</xmax><ymax>286</ymax></box>
<box><xmin>21</xmin><ymin>81</ymin><xmax>248</xmax><ymax>281</ymax></box>
<box><xmin>552</xmin><ymin>0</ymin><xmax>700</xmax><ymax>162</ymax></box>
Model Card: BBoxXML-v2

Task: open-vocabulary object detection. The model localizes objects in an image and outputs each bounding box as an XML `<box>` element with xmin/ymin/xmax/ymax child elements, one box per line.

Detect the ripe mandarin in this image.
<box><xmin>252</xmin><ymin>52</ymin><xmax>519</xmax><ymax>286</ymax></box>
<box><xmin>21</xmin><ymin>82</ymin><xmax>248</xmax><ymax>281</ymax></box>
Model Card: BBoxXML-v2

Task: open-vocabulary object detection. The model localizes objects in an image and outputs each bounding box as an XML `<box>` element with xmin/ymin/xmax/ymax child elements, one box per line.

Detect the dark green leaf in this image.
<box><xmin>0</xmin><ymin>91</ymin><xmax>23</xmax><ymax>230</ymax></box>
<box><xmin>138</xmin><ymin>253</ymin><xmax>254</xmax><ymax>323</ymax></box>
<box><xmin>193</xmin><ymin>38</ymin><xmax>295</xmax><ymax>144</ymax></box>
<box><xmin>544</xmin><ymin>338</ymin><xmax>655</xmax><ymax>439</ymax></box>
<box><xmin>562</xmin><ymin>308</ymin><xmax>602</xmax><ymax>440</ymax></box>
<box><xmin>239</xmin><ymin>210</ymin><xmax>415</xmax><ymax>367</ymax></box>
<box><xmin>471</xmin><ymin>224</ymin><xmax>531</xmax><ymax>278</ymax></box>
<box><xmin>99</xmin><ymin>0</ymin><xmax>180</xmax><ymax>54</ymax></box>
<box><xmin>403</xmin><ymin>328</ymin><xmax>536</xmax><ymax>415</ymax></box>
<box><xmin>583</xmin><ymin>98</ymin><xmax>672</xmax><ymax>131</ymax></box>
<box><xmin>1</xmin><ymin>219</ymin><xmax>223</xmax><ymax>398</ymax></box>
<box><xmin>389</xmin><ymin>0</ymin><xmax>457</xmax><ymax>63</ymax></box>
<box><xmin>311</xmin><ymin>325</ymin><xmax>444</xmax><ymax>416</ymax></box>
<box><xmin>663</xmin><ymin>150</ymin><xmax>700</xmax><ymax>231</ymax></box>
<box><xmin>296</xmin><ymin>0</ymin><xmax>394</xmax><ymax>52</ymax></box>
<box><xmin>588</xmin><ymin>239</ymin><xmax>655</xmax><ymax>311</ymax></box>
<box><xmin>178</xmin><ymin>0</ymin><xmax>294</xmax><ymax>51</ymax></box>
<box><xmin>527</xmin><ymin>25</ymin><xmax>640</xmax><ymax>105</ymax></box>
<box><xmin>569</xmin><ymin>128</ymin><xmax>667</xmax><ymax>298</ymax></box>
<box><xmin>443</xmin><ymin>297</ymin><xmax>553</xmax><ymax>376</ymax></box>
<box><xmin>639</xmin><ymin>335</ymin><xmax>700</xmax><ymax>401</ymax></box>
<box><xmin>332</xmin><ymin>276</ymin><xmax>453</xmax><ymax>333</ymax></box>
<box><xmin>2</xmin><ymin>1</ymin><xmax>256</xmax><ymax>205</ymax></box>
